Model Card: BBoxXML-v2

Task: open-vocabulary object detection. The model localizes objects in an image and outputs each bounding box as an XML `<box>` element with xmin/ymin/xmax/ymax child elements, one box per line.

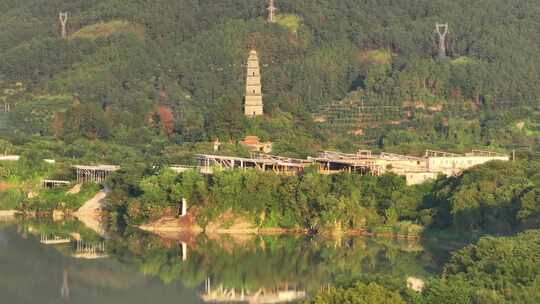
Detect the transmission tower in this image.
<box><xmin>435</xmin><ymin>23</ymin><xmax>449</xmax><ymax>58</ymax></box>
<box><xmin>267</xmin><ymin>0</ymin><xmax>277</xmax><ymax>23</ymax></box>
<box><xmin>59</xmin><ymin>12</ymin><xmax>68</xmax><ymax>39</ymax></box>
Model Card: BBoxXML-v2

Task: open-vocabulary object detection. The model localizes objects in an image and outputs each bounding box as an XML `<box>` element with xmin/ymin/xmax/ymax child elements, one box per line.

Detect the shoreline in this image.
<box><xmin>138</xmin><ymin>222</ymin><xmax>420</xmax><ymax>240</ymax></box>
<box><xmin>0</xmin><ymin>210</ymin><xmax>18</xmax><ymax>217</ymax></box>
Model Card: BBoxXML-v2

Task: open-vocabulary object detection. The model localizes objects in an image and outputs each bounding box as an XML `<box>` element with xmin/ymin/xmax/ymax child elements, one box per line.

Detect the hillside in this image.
<box><xmin>0</xmin><ymin>0</ymin><xmax>539</xmax><ymax>162</ymax></box>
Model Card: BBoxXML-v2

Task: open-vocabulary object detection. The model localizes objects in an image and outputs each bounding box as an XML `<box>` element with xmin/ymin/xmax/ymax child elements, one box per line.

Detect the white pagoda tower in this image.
<box><xmin>244</xmin><ymin>50</ymin><xmax>263</xmax><ymax>117</ymax></box>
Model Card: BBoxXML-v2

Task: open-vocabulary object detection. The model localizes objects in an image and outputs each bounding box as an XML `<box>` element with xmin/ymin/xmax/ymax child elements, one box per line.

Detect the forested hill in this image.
<box><xmin>0</xmin><ymin>0</ymin><xmax>539</xmax><ymax>161</ymax></box>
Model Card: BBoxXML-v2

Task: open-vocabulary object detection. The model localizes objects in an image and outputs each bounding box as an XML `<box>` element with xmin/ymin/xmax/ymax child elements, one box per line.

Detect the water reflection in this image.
<box><xmin>107</xmin><ymin>228</ymin><xmax>440</xmax><ymax>301</ymax></box>
<box><xmin>202</xmin><ymin>278</ymin><xmax>306</xmax><ymax>303</ymax></box>
<box><xmin>0</xmin><ymin>218</ymin><xmax>451</xmax><ymax>304</ymax></box>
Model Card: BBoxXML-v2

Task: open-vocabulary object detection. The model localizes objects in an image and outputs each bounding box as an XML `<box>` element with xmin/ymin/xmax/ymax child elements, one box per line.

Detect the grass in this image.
<box><xmin>451</xmin><ymin>56</ymin><xmax>475</xmax><ymax>65</ymax></box>
<box><xmin>358</xmin><ymin>49</ymin><xmax>393</xmax><ymax>65</ymax></box>
<box><xmin>274</xmin><ymin>14</ymin><xmax>302</xmax><ymax>33</ymax></box>
<box><xmin>0</xmin><ymin>188</ymin><xmax>23</xmax><ymax>210</ymax></box>
<box><xmin>25</xmin><ymin>183</ymin><xmax>101</xmax><ymax>212</ymax></box>
<box><xmin>71</xmin><ymin>20</ymin><xmax>145</xmax><ymax>40</ymax></box>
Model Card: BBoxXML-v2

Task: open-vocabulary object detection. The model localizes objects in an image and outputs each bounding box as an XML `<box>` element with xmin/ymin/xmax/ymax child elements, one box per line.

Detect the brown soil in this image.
<box><xmin>139</xmin><ymin>210</ymin><xmax>420</xmax><ymax>241</ymax></box>
<box><xmin>0</xmin><ymin>183</ymin><xmax>14</xmax><ymax>191</ymax></box>
<box><xmin>139</xmin><ymin>216</ymin><xmax>204</xmax><ymax>233</ymax></box>
<box><xmin>139</xmin><ymin>208</ymin><xmax>309</xmax><ymax>236</ymax></box>
<box><xmin>205</xmin><ymin>209</ymin><xmax>258</xmax><ymax>233</ymax></box>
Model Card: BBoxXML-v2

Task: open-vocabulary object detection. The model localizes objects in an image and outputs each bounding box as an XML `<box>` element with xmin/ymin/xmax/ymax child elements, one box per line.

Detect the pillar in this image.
<box><xmin>181</xmin><ymin>242</ymin><xmax>188</xmax><ymax>261</ymax></box>
<box><xmin>181</xmin><ymin>198</ymin><xmax>187</xmax><ymax>217</ymax></box>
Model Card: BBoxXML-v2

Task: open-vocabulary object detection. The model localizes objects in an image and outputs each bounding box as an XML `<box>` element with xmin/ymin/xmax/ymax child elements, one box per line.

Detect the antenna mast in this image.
<box><xmin>435</xmin><ymin>23</ymin><xmax>449</xmax><ymax>58</ymax></box>
<box><xmin>59</xmin><ymin>12</ymin><xmax>68</xmax><ymax>39</ymax></box>
<box><xmin>267</xmin><ymin>0</ymin><xmax>277</xmax><ymax>23</ymax></box>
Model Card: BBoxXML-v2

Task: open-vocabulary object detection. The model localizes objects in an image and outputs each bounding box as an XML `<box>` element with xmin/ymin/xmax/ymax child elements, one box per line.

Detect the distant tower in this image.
<box><xmin>435</xmin><ymin>23</ymin><xmax>449</xmax><ymax>58</ymax></box>
<box><xmin>267</xmin><ymin>0</ymin><xmax>277</xmax><ymax>23</ymax></box>
<box><xmin>59</xmin><ymin>12</ymin><xmax>68</xmax><ymax>39</ymax></box>
<box><xmin>244</xmin><ymin>50</ymin><xmax>263</xmax><ymax>117</ymax></box>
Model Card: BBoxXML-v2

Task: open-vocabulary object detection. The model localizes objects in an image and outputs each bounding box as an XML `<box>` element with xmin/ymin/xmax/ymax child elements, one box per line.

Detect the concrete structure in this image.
<box><xmin>310</xmin><ymin>151</ymin><xmax>383</xmax><ymax>175</ymax></box>
<box><xmin>73</xmin><ymin>165</ymin><xmax>120</xmax><ymax>183</ymax></box>
<box><xmin>424</xmin><ymin>150</ymin><xmax>510</xmax><ymax>176</ymax></box>
<box><xmin>197</xmin><ymin>154</ymin><xmax>309</xmax><ymax>175</ymax></box>
<box><xmin>240</xmin><ymin>136</ymin><xmax>273</xmax><ymax>153</ymax></box>
<box><xmin>313</xmin><ymin>149</ymin><xmax>510</xmax><ymax>185</ymax></box>
<box><xmin>0</xmin><ymin>155</ymin><xmax>19</xmax><ymax>161</ymax></box>
<box><xmin>0</xmin><ymin>103</ymin><xmax>10</xmax><ymax>113</ymax></box>
<box><xmin>181</xmin><ymin>242</ymin><xmax>188</xmax><ymax>261</ymax></box>
<box><xmin>176</xmin><ymin>149</ymin><xmax>509</xmax><ymax>186</ymax></box>
<box><xmin>180</xmin><ymin>198</ymin><xmax>188</xmax><ymax>217</ymax></box>
<box><xmin>42</xmin><ymin>180</ymin><xmax>70</xmax><ymax>189</ymax></box>
<box><xmin>0</xmin><ymin>210</ymin><xmax>17</xmax><ymax>222</ymax></box>
<box><xmin>245</xmin><ymin>50</ymin><xmax>264</xmax><ymax>117</ymax></box>
<box><xmin>405</xmin><ymin>172</ymin><xmax>439</xmax><ymax>186</ymax></box>
<box><xmin>170</xmin><ymin>165</ymin><xmax>198</xmax><ymax>174</ymax></box>
<box><xmin>40</xmin><ymin>235</ymin><xmax>71</xmax><ymax>245</ymax></box>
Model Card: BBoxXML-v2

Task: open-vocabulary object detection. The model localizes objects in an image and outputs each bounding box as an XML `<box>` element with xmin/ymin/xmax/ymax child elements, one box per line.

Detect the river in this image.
<box><xmin>0</xmin><ymin>217</ymin><xmax>454</xmax><ymax>304</ymax></box>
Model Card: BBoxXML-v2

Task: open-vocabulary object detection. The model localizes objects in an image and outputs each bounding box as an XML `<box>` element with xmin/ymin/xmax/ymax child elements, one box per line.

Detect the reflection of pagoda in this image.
<box><xmin>201</xmin><ymin>278</ymin><xmax>306</xmax><ymax>304</ymax></box>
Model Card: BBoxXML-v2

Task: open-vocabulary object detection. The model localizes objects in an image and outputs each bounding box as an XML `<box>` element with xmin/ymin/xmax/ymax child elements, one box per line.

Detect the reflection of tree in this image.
<box><xmin>19</xmin><ymin>217</ymin><xmax>102</xmax><ymax>243</ymax></box>
<box><xmin>107</xmin><ymin>229</ymin><xmax>442</xmax><ymax>295</ymax></box>
<box><xmin>16</xmin><ymin>218</ymin><xmax>107</xmax><ymax>260</ymax></box>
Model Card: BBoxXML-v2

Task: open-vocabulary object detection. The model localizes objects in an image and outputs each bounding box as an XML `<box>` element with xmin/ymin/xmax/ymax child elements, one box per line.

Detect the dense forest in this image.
<box><xmin>1</xmin><ymin>1</ymin><xmax>540</xmax><ymax>303</ymax></box>
<box><xmin>306</xmin><ymin>230</ymin><xmax>540</xmax><ymax>304</ymax></box>
<box><xmin>0</xmin><ymin>0</ymin><xmax>539</xmax><ymax>161</ymax></box>
<box><xmin>107</xmin><ymin>159</ymin><xmax>540</xmax><ymax>237</ymax></box>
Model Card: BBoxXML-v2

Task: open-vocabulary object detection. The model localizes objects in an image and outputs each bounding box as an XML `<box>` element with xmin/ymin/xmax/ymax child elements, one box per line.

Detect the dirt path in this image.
<box><xmin>74</xmin><ymin>187</ymin><xmax>108</xmax><ymax>216</ymax></box>
<box><xmin>73</xmin><ymin>187</ymin><xmax>108</xmax><ymax>237</ymax></box>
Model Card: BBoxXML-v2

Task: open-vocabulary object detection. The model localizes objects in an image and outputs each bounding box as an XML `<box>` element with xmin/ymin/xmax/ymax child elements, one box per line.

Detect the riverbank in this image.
<box><xmin>0</xmin><ymin>210</ymin><xmax>18</xmax><ymax>217</ymax></box>
<box><xmin>138</xmin><ymin>210</ymin><xmax>308</xmax><ymax>235</ymax></box>
<box><xmin>138</xmin><ymin>210</ymin><xmax>422</xmax><ymax>240</ymax></box>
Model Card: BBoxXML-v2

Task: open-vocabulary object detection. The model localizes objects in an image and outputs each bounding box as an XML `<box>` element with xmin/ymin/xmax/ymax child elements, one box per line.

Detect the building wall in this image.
<box><xmin>376</xmin><ymin>159</ymin><xmax>428</xmax><ymax>174</ymax></box>
<box><xmin>406</xmin><ymin>172</ymin><xmax>439</xmax><ymax>186</ymax></box>
<box><xmin>427</xmin><ymin>156</ymin><xmax>509</xmax><ymax>174</ymax></box>
<box><xmin>389</xmin><ymin>155</ymin><xmax>509</xmax><ymax>185</ymax></box>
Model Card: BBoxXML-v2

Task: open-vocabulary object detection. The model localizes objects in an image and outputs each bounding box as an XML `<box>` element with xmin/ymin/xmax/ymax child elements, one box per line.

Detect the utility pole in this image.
<box><xmin>435</xmin><ymin>23</ymin><xmax>449</xmax><ymax>59</ymax></box>
<box><xmin>59</xmin><ymin>12</ymin><xmax>68</xmax><ymax>39</ymax></box>
<box><xmin>267</xmin><ymin>0</ymin><xmax>277</xmax><ymax>23</ymax></box>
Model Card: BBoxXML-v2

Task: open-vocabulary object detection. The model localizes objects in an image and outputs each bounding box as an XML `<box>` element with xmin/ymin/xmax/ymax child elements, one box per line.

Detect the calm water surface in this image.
<box><xmin>0</xmin><ymin>217</ymin><xmax>452</xmax><ymax>304</ymax></box>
